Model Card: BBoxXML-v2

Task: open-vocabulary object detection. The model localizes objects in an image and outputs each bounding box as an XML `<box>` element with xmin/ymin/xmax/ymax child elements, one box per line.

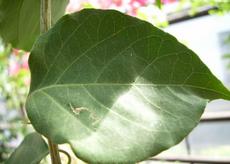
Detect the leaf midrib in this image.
<box><xmin>40</xmin><ymin>89</ymin><xmax>163</xmax><ymax>133</ymax></box>
<box><xmin>28</xmin><ymin>82</ymin><xmax>208</xmax><ymax>138</ymax></box>
<box><xmin>29</xmin><ymin>83</ymin><xmax>230</xmax><ymax>100</ymax></box>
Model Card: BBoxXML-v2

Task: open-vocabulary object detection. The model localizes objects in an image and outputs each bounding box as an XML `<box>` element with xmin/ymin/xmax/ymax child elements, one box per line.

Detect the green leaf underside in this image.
<box><xmin>0</xmin><ymin>0</ymin><xmax>68</xmax><ymax>51</ymax></box>
<box><xmin>6</xmin><ymin>133</ymin><xmax>48</xmax><ymax>164</ymax></box>
<box><xmin>26</xmin><ymin>9</ymin><xmax>230</xmax><ymax>163</ymax></box>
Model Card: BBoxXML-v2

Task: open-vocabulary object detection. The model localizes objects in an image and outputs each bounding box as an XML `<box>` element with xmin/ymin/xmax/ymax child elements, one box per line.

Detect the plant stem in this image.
<box><xmin>40</xmin><ymin>0</ymin><xmax>51</xmax><ymax>34</ymax></box>
<box><xmin>40</xmin><ymin>0</ymin><xmax>61</xmax><ymax>163</ymax></box>
<box><xmin>48</xmin><ymin>139</ymin><xmax>62</xmax><ymax>164</ymax></box>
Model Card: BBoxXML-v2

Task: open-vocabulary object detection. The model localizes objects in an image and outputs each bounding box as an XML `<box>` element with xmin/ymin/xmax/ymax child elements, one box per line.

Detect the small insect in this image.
<box><xmin>69</xmin><ymin>103</ymin><xmax>88</xmax><ymax>115</ymax></box>
<box><xmin>89</xmin><ymin>113</ymin><xmax>102</xmax><ymax>126</ymax></box>
<box><xmin>68</xmin><ymin>103</ymin><xmax>101</xmax><ymax>126</ymax></box>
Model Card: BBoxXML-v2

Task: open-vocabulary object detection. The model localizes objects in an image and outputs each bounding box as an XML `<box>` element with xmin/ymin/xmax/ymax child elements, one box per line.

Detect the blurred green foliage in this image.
<box><xmin>0</xmin><ymin>39</ymin><xmax>30</xmax><ymax>162</ymax></box>
<box><xmin>0</xmin><ymin>39</ymin><xmax>29</xmax><ymax>112</ymax></box>
<box><xmin>179</xmin><ymin>0</ymin><xmax>230</xmax><ymax>15</ymax></box>
<box><xmin>222</xmin><ymin>34</ymin><xmax>230</xmax><ymax>69</ymax></box>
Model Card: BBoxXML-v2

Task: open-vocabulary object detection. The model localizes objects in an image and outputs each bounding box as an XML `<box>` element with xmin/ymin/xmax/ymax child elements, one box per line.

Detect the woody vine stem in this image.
<box><xmin>40</xmin><ymin>0</ymin><xmax>62</xmax><ymax>163</ymax></box>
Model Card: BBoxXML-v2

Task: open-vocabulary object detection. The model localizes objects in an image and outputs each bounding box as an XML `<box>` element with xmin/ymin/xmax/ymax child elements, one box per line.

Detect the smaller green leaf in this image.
<box><xmin>6</xmin><ymin>133</ymin><xmax>48</xmax><ymax>164</ymax></box>
<box><xmin>0</xmin><ymin>0</ymin><xmax>68</xmax><ymax>51</ymax></box>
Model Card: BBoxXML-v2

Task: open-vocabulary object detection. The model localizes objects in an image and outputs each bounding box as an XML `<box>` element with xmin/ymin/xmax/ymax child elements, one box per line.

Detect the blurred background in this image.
<box><xmin>1</xmin><ymin>0</ymin><xmax>230</xmax><ymax>163</ymax></box>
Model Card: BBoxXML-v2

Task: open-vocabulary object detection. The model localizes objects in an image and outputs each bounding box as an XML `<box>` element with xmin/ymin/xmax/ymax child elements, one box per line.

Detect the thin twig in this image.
<box><xmin>40</xmin><ymin>0</ymin><xmax>62</xmax><ymax>163</ymax></box>
<box><xmin>40</xmin><ymin>0</ymin><xmax>51</xmax><ymax>34</ymax></box>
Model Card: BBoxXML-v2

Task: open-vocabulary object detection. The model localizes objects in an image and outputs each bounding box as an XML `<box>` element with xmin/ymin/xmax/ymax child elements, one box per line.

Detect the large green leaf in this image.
<box><xmin>26</xmin><ymin>9</ymin><xmax>230</xmax><ymax>163</ymax></box>
<box><xmin>6</xmin><ymin>133</ymin><xmax>48</xmax><ymax>164</ymax></box>
<box><xmin>0</xmin><ymin>0</ymin><xmax>68</xmax><ymax>51</ymax></box>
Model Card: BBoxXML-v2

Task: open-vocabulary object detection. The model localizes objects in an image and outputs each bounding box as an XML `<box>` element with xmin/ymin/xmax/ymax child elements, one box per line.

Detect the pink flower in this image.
<box><xmin>130</xmin><ymin>0</ymin><xmax>148</xmax><ymax>6</ymax></box>
<box><xmin>128</xmin><ymin>0</ymin><xmax>149</xmax><ymax>16</ymax></box>
<box><xmin>136</xmin><ymin>0</ymin><xmax>148</xmax><ymax>6</ymax></box>
<box><xmin>162</xmin><ymin>0</ymin><xmax>177</xmax><ymax>4</ymax></box>
<box><xmin>21</xmin><ymin>53</ymin><xmax>29</xmax><ymax>70</ymax></box>
<box><xmin>9</xmin><ymin>60</ymin><xmax>20</xmax><ymax>76</ymax></box>
<box><xmin>98</xmin><ymin>0</ymin><xmax>114</xmax><ymax>8</ymax></box>
<box><xmin>113</xmin><ymin>0</ymin><xmax>122</xmax><ymax>6</ymax></box>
